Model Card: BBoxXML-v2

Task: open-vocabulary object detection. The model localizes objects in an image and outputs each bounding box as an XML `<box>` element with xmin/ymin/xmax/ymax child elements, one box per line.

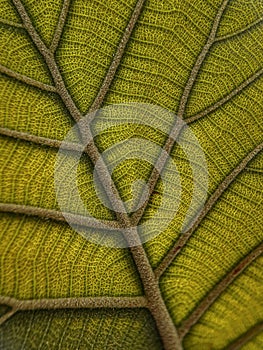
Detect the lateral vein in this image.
<box><xmin>0</xmin><ymin>63</ymin><xmax>57</xmax><ymax>92</ymax></box>
<box><xmin>87</xmin><ymin>0</ymin><xmax>146</xmax><ymax>115</ymax></box>
<box><xmin>10</xmin><ymin>1</ymin><xmax>183</xmax><ymax>348</ymax></box>
<box><xmin>185</xmin><ymin>68</ymin><xmax>263</xmax><ymax>124</ymax></box>
<box><xmin>0</xmin><ymin>203</ymin><xmax>121</xmax><ymax>231</ymax></box>
<box><xmin>215</xmin><ymin>17</ymin><xmax>263</xmax><ymax>43</ymax></box>
<box><xmin>50</xmin><ymin>0</ymin><xmax>71</xmax><ymax>53</ymax></box>
<box><xmin>131</xmin><ymin>0</ymin><xmax>230</xmax><ymax>228</ymax></box>
<box><xmin>154</xmin><ymin>141</ymin><xmax>263</xmax><ymax>280</ymax></box>
<box><xmin>0</xmin><ymin>296</ymin><xmax>147</xmax><ymax>325</ymax></box>
<box><xmin>178</xmin><ymin>242</ymin><xmax>263</xmax><ymax>339</ymax></box>
<box><xmin>0</xmin><ymin>18</ymin><xmax>24</xmax><ymax>28</ymax></box>
<box><xmin>224</xmin><ymin>321</ymin><xmax>263</xmax><ymax>350</ymax></box>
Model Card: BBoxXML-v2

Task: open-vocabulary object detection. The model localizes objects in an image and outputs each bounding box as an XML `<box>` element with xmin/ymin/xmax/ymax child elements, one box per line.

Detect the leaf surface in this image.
<box><xmin>0</xmin><ymin>0</ymin><xmax>262</xmax><ymax>349</ymax></box>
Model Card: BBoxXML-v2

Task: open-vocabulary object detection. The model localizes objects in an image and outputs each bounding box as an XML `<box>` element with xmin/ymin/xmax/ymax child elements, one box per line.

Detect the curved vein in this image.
<box><xmin>0</xmin><ymin>295</ymin><xmax>147</xmax><ymax>325</ymax></box>
<box><xmin>215</xmin><ymin>17</ymin><xmax>263</xmax><ymax>43</ymax></box>
<box><xmin>178</xmin><ymin>242</ymin><xmax>263</xmax><ymax>339</ymax></box>
<box><xmin>154</xmin><ymin>142</ymin><xmax>263</xmax><ymax>280</ymax></box>
<box><xmin>224</xmin><ymin>322</ymin><xmax>263</xmax><ymax>350</ymax></box>
<box><xmin>131</xmin><ymin>0</ymin><xmax>230</xmax><ymax>226</ymax></box>
<box><xmin>87</xmin><ymin>0</ymin><xmax>146</xmax><ymax>115</ymax></box>
<box><xmin>0</xmin><ymin>63</ymin><xmax>57</xmax><ymax>92</ymax></box>
<box><xmin>0</xmin><ymin>203</ymin><xmax>121</xmax><ymax>231</ymax></box>
<box><xmin>50</xmin><ymin>0</ymin><xmax>71</xmax><ymax>53</ymax></box>
<box><xmin>185</xmin><ymin>68</ymin><xmax>263</xmax><ymax>124</ymax></box>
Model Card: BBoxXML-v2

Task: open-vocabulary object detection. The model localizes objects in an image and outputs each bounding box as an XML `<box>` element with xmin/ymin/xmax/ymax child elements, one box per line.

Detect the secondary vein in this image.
<box><xmin>50</xmin><ymin>0</ymin><xmax>71</xmax><ymax>53</ymax></box>
<box><xmin>0</xmin><ymin>63</ymin><xmax>56</xmax><ymax>92</ymax></box>
<box><xmin>178</xmin><ymin>242</ymin><xmax>263</xmax><ymax>339</ymax></box>
<box><xmin>224</xmin><ymin>321</ymin><xmax>263</xmax><ymax>350</ymax></box>
<box><xmin>0</xmin><ymin>202</ymin><xmax>121</xmax><ymax>231</ymax></box>
<box><xmin>10</xmin><ymin>1</ymin><xmax>182</xmax><ymax>349</ymax></box>
<box><xmin>131</xmin><ymin>0</ymin><xmax>230</xmax><ymax>228</ymax></box>
<box><xmin>154</xmin><ymin>141</ymin><xmax>263</xmax><ymax>280</ymax></box>
<box><xmin>185</xmin><ymin>68</ymin><xmax>263</xmax><ymax>124</ymax></box>
<box><xmin>87</xmin><ymin>0</ymin><xmax>146</xmax><ymax>115</ymax></box>
<box><xmin>0</xmin><ymin>296</ymin><xmax>147</xmax><ymax>326</ymax></box>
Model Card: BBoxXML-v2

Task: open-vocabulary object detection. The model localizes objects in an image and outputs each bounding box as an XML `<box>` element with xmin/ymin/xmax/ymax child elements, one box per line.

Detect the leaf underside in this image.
<box><xmin>0</xmin><ymin>0</ymin><xmax>262</xmax><ymax>349</ymax></box>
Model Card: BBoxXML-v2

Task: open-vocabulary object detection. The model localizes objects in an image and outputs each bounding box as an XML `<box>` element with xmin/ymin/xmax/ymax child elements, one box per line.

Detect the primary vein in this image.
<box><xmin>9</xmin><ymin>1</ymin><xmax>182</xmax><ymax>349</ymax></box>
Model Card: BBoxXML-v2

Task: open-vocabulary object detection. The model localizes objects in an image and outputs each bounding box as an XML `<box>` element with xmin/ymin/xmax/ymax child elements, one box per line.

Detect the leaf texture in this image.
<box><xmin>0</xmin><ymin>0</ymin><xmax>263</xmax><ymax>349</ymax></box>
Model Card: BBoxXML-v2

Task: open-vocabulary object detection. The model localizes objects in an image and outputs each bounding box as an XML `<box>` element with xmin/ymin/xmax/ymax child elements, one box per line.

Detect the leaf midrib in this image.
<box><xmin>4</xmin><ymin>0</ymin><xmax>182</xmax><ymax>349</ymax></box>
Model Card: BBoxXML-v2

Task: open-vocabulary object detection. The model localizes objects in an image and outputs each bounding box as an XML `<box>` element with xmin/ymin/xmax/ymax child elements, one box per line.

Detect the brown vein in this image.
<box><xmin>0</xmin><ymin>63</ymin><xmax>57</xmax><ymax>92</ymax></box>
<box><xmin>87</xmin><ymin>0</ymin><xmax>146</xmax><ymax>115</ymax></box>
<box><xmin>50</xmin><ymin>0</ymin><xmax>71</xmax><ymax>53</ymax></box>
<box><xmin>0</xmin><ymin>18</ymin><xmax>24</xmax><ymax>28</ymax></box>
<box><xmin>0</xmin><ymin>295</ymin><xmax>147</xmax><ymax>325</ymax></box>
<box><xmin>0</xmin><ymin>127</ymin><xmax>81</xmax><ymax>151</ymax></box>
<box><xmin>11</xmin><ymin>0</ymin><xmax>82</xmax><ymax>121</ymax></box>
<box><xmin>0</xmin><ymin>203</ymin><xmax>121</xmax><ymax>231</ymax></box>
<box><xmin>10</xmin><ymin>1</ymin><xmax>182</xmax><ymax>349</ymax></box>
<box><xmin>225</xmin><ymin>322</ymin><xmax>263</xmax><ymax>350</ymax></box>
<box><xmin>177</xmin><ymin>0</ymin><xmax>230</xmax><ymax>118</ymax></box>
<box><xmin>0</xmin><ymin>309</ymin><xmax>16</xmax><ymax>326</ymax></box>
<box><xmin>131</xmin><ymin>0</ymin><xmax>230</xmax><ymax>226</ymax></box>
<box><xmin>185</xmin><ymin>68</ymin><xmax>263</xmax><ymax>124</ymax></box>
<box><xmin>215</xmin><ymin>17</ymin><xmax>263</xmax><ymax>43</ymax></box>
<box><xmin>154</xmin><ymin>141</ymin><xmax>263</xmax><ymax>280</ymax></box>
<box><xmin>178</xmin><ymin>242</ymin><xmax>263</xmax><ymax>339</ymax></box>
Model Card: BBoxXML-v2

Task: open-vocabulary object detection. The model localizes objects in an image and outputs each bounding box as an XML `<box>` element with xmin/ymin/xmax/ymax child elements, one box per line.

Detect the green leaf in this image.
<box><xmin>0</xmin><ymin>0</ymin><xmax>262</xmax><ymax>349</ymax></box>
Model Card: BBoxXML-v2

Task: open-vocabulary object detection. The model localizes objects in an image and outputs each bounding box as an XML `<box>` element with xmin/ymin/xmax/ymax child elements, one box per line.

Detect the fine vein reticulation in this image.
<box><xmin>0</xmin><ymin>0</ymin><xmax>262</xmax><ymax>349</ymax></box>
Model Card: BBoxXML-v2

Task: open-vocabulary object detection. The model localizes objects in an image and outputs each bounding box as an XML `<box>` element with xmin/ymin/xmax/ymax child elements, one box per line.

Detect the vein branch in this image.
<box><xmin>224</xmin><ymin>322</ymin><xmax>263</xmax><ymax>350</ymax></box>
<box><xmin>0</xmin><ymin>203</ymin><xmax>121</xmax><ymax>231</ymax></box>
<box><xmin>0</xmin><ymin>295</ymin><xmax>147</xmax><ymax>325</ymax></box>
<box><xmin>178</xmin><ymin>242</ymin><xmax>263</xmax><ymax>339</ymax></box>
<box><xmin>215</xmin><ymin>17</ymin><xmax>263</xmax><ymax>43</ymax></box>
<box><xmin>0</xmin><ymin>309</ymin><xmax>16</xmax><ymax>326</ymax></box>
<box><xmin>131</xmin><ymin>0</ymin><xmax>229</xmax><ymax>227</ymax></box>
<box><xmin>0</xmin><ymin>18</ymin><xmax>24</xmax><ymax>28</ymax></box>
<box><xmin>87</xmin><ymin>0</ymin><xmax>146</xmax><ymax>115</ymax></box>
<box><xmin>0</xmin><ymin>63</ymin><xmax>56</xmax><ymax>92</ymax></box>
<box><xmin>11</xmin><ymin>0</ymin><xmax>82</xmax><ymax>121</ymax></box>
<box><xmin>0</xmin><ymin>127</ymin><xmax>83</xmax><ymax>151</ymax></box>
<box><xmin>185</xmin><ymin>68</ymin><xmax>263</xmax><ymax>124</ymax></box>
<box><xmin>50</xmin><ymin>0</ymin><xmax>71</xmax><ymax>53</ymax></box>
<box><xmin>177</xmin><ymin>0</ymin><xmax>230</xmax><ymax>118</ymax></box>
<box><xmin>154</xmin><ymin>142</ymin><xmax>263</xmax><ymax>280</ymax></box>
<box><xmin>10</xmin><ymin>1</ymin><xmax>182</xmax><ymax>349</ymax></box>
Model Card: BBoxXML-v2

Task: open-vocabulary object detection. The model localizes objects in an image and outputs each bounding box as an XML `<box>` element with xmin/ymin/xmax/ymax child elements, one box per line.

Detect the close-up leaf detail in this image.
<box><xmin>0</xmin><ymin>0</ymin><xmax>262</xmax><ymax>349</ymax></box>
